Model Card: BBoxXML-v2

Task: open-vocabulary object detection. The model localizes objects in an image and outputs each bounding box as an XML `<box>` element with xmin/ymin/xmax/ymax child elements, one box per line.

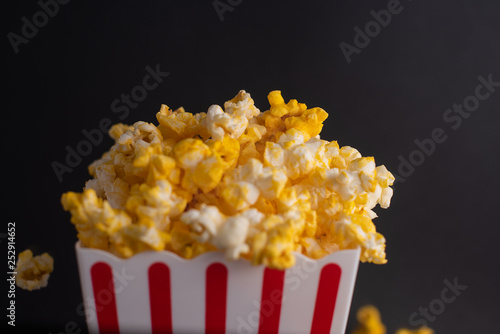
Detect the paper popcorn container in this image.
<box><xmin>75</xmin><ymin>241</ymin><xmax>360</xmax><ymax>334</ymax></box>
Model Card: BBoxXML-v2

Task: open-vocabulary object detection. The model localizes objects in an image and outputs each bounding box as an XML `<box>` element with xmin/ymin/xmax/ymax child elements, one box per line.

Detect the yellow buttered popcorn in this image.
<box><xmin>62</xmin><ymin>90</ymin><xmax>395</xmax><ymax>269</ymax></box>
<box><xmin>351</xmin><ymin>305</ymin><xmax>435</xmax><ymax>334</ymax></box>
<box><xmin>351</xmin><ymin>305</ymin><xmax>386</xmax><ymax>334</ymax></box>
<box><xmin>157</xmin><ymin>105</ymin><xmax>207</xmax><ymax>140</ymax></box>
<box><xmin>15</xmin><ymin>250</ymin><xmax>54</xmax><ymax>291</ymax></box>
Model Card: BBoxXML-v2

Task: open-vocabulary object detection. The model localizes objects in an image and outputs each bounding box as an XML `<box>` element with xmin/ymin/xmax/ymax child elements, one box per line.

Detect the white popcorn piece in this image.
<box><xmin>224</xmin><ymin>90</ymin><xmax>261</xmax><ymax>120</ymax></box>
<box><xmin>181</xmin><ymin>205</ymin><xmax>224</xmax><ymax>243</ymax></box>
<box><xmin>204</xmin><ymin>105</ymin><xmax>248</xmax><ymax>140</ymax></box>
<box><xmin>212</xmin><ymin>215</ymin><xmax>250</xmax><ymax>260</ymax></box>
<box><xmin>181</xmin><ymin>205</ymin><xmax>254</xmax><ymax>260</ymax></box>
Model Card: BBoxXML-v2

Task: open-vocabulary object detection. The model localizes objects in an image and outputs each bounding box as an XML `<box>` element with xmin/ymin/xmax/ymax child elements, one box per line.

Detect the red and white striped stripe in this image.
<box><xmin>76</xmin><ymin>242</ymin><xmax>360</xmax><ymax>334</ymax></box>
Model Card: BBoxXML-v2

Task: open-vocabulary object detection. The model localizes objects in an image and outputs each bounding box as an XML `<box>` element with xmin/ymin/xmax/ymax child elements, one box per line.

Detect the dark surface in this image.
<box><xmin>3</xmin><ymin>0</ymin><xmax>500</xmax><ymax>333</ymax></box>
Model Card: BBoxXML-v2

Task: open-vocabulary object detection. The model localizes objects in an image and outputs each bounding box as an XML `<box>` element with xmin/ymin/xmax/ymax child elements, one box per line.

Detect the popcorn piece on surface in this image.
<box><xmin>61</xmin><ymin>89</ymin><xmax>395</xmax><ymax>269</ymax></box>
<box><xmin>351</xmin><ymin>305</ymin><xmax>386</xmax><ymax>334</ymax></box>
<box><xmin>351</xmin><ymin>305</ymin><xmax>434</xmax><ymax>334</ymax></box>
<box><xmin>395</xmin><ymin>328</ymin><xmax>434</xmax><ymax>334</ymax></box>
<box><xmin>15</xmin><ymin>250</ymin><xmax>54</xmax><ymax>291</ymax></box>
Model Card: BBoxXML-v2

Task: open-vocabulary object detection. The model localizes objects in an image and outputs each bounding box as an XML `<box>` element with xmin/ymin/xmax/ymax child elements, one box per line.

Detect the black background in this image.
<box><xmin>3</xmin><ymin>1</ymin><xmax>500</xmax><ymax>333</ymax></box>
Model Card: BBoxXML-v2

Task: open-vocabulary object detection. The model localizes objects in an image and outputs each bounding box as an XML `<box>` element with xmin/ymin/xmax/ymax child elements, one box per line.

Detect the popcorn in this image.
<box><xmin>224</xmin><ymin>159</ymin><xmax>288</xmax><ymax>202</ymax></box>
<box><xmin>351</xmin><ymin>305</ymin><xmax>386</xmax><ymax>334</ymax></box>
<box><xmin>15</xmin><ymin>250</ymin><xmax>54</xmax><ymax>291</ymax></box>
<box><xmin>61</xmin><ymin>189</ymin><xmax>132</xmax><ymax>250</ymax></box>
<box><xmin>125</xmin><ymin>179</ymin><xmax>187</xmax><ymax>230</ymax></box>
<box><xmin>62</xmin><ymin>90</ymin><xmax>395</xmax><ymax>269</ymax></box>
<box><xmin>156</xmin><ymin>105</ymin><xmax>206</xmax><ymax>140</ymax></box>
<box><xmin>180</xmin><ymin>204</ymin><xmax>225</xmax><ymax>243</ymax></box>
<box><xmin>204</xmin><ymin>105</ymin><xmax>247</xmax><ymax>140</ymax></box>
<box><xmin>220</xmin><ymin>181</ymin><xmax>260</xmax><ymax>211</ymax></box>
<box><xmin>351</xmin><ymin>305</ymin><xmax>435</xmax><ymax>334</ymax></box>
<box><xmin>395</xmin><ymin>328</ymin><xmax>434</xmax><ymax>334</ymax></box>
<box><xmin>180</xmin><ymin>205</ymin><xmax>256</xmax><ymax>260</ymax></box>
<box><xmin>224</xmin><ymin>89</ymin><xmax>261</xmax><ymax>120</ymax></box>
<box><xmin>173</xmin><ymin>138</ymin><xmax>211</xmax><ymax>169</ymax></box>
<box><xmin>110</xmin><ymin>224</ymin><xmax>169</xmax><ymax>258</ymax></box>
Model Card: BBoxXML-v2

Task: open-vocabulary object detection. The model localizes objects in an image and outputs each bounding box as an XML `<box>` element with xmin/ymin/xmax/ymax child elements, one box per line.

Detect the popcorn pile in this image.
<box><xmin>61</xmin><ymin>90</ymin><xmax>395</xmax><ymax>269</ymax></box>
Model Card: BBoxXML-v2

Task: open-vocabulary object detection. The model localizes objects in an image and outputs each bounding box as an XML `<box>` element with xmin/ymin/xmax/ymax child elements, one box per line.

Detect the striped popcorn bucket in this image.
<box><xmin>75</xmin><ymin>241</ymin><xmax>360</xmax><ymax>334</ymax></box>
